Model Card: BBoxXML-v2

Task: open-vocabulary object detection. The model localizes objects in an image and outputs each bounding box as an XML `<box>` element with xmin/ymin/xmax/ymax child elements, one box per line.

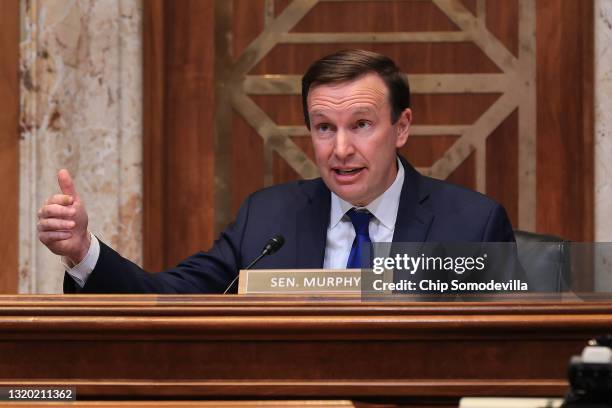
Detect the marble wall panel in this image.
<box><xmin>19</xmin><ymin>0</ymin><xmax>143</xmax><ymax>293</ymax></box>
<box><xmin>595</xmin><ymin>0</ymin><xmax>612</xmax><ymax>290</ymax></box>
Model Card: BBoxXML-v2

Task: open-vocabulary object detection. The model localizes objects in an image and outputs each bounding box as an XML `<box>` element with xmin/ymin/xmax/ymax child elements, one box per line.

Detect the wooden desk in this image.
<box><xmin>0</xmin><ymin>295</ymin><xmax>610</xmax><ymax>405</ymax></box>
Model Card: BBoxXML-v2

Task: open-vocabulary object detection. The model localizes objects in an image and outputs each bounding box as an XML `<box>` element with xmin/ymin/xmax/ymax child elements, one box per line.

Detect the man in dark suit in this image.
<box><xmin>38</xmin><ymin>49</ymin><xmax>518</xmax><ymax>294</ymax></box>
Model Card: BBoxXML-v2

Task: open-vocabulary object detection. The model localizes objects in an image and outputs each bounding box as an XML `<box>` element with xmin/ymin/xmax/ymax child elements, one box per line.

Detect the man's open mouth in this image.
<box><xmin>334</xmin><ymin>168</ymin><xmax>364</xmax><ymax>175</ymax></box>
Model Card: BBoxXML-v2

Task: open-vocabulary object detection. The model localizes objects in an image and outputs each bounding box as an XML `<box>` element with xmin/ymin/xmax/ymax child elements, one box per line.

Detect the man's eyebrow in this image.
<box><xmin>309</xmin><ymin>111</ymin><xmax>329</xmax><ymax>119</ymax></box>
<box><xmin>350</xmin><ymin>107</ymin><xmax>378</xmax><ymax>116</ymax></box>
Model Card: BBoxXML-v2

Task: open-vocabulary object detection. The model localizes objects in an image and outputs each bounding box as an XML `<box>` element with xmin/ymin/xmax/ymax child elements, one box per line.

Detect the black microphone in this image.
<box><xmin>223</xmin><ymin>235</ymin><xmax>285</xmax><ymax>294</ymax></box>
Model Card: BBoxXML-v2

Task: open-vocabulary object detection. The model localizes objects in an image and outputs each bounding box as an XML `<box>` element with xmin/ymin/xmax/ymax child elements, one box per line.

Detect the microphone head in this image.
<box><xmin>265</xmin><ymin>234</ymin><xmax>285</xmax><ymax>255</ymax></box>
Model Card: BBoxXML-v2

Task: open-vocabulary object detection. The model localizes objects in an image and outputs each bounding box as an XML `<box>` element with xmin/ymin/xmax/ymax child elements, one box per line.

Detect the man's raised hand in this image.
<box><xmin>38</xmin><ymin>169</ymin><xmax>90</xmax><ymax>265</ymax></box>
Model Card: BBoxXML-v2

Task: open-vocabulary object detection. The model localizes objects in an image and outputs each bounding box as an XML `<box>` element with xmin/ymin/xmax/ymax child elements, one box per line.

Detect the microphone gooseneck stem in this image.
<box><xmin>244</xmin><ymin>251</ymin><xmax>267</xmax><ymax>270</ymax></box>
<box><xmin>222</xmin><ymin>277</ymin><xmax>239</xmax><ymax>294</ymax></box>
<box><xmin>222</xmin><ymin>235</ymin><xmax>284</xmax><ymax>295</ymax></box>
<box><xmin>222</xmin><ymin>250</ymin><xmax>268</xmax><ymax>294</ymax></box>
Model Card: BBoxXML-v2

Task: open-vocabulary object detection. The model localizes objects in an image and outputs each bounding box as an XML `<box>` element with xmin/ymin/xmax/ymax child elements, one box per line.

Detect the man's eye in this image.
<box><xmin>356</xmin><ymin>120</ymin><xmax>371</xmax><ymax>129</ymax></box>
<box><xmin>317</xmin><ymin>124</ymin><xmax>331</xmax><ymax>132</ymax></box>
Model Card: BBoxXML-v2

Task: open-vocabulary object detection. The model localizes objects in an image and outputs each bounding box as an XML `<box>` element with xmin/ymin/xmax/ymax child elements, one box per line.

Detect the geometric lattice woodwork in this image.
<box><xmin>217</xmin><ymin>0</ymin><xmax>536</xmax><ymax>231</ymax></box>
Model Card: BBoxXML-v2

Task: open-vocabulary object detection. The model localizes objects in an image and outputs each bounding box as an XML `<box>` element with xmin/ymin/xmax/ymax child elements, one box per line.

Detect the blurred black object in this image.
<box><xmin>563</xmin><ymin>336</ymin><xmax>612</xmax><ymax>407</ymax></box>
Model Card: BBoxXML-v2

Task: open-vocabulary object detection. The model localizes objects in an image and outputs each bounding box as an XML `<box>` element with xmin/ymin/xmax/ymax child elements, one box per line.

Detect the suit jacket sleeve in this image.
<box><xmin>481</xmin><ymin>203</ymin><xmax>516</xmax><ymax>242</ymax></box>
<box><xmin>64</xmin><ymin>195</ymin><xmax>253</xmax><ymax>294</ymax></box>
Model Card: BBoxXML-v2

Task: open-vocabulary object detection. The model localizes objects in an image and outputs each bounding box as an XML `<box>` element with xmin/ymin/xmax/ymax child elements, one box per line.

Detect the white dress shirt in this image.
<box><xmin>63</xmin><ymin>231</ymin><xmax>100</xmax><ymax>287</ymax></box>
<box><xmin>66</xmin><ymin>160</ymin><xmax>405</xmax><ymax>287</ymax></box>
<box><xmin>323</xmin><ymin>159</ymin><xmax>404</xmax><ymax>268</ymax></box>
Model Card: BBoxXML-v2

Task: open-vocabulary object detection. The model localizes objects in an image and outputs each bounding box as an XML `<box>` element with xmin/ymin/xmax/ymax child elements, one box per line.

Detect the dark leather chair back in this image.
<box><xmin>514</xmin><ymin>230</ymin><xmax>571</xmax><ymax>292</ymax></box>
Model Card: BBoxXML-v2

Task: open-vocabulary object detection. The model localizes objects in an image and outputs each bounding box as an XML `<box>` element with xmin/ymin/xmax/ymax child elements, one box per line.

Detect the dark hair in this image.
<box><xmin>301</xmin><ymin>49</ymin><xmax>411</xmax><ymax>129</ymax></box>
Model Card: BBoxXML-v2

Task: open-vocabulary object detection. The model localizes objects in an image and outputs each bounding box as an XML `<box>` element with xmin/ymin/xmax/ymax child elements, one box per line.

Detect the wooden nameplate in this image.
<box><xmin>237</xmin><ymin>269</ymin><xmax>361</xmax><ymax>294</ymax></box>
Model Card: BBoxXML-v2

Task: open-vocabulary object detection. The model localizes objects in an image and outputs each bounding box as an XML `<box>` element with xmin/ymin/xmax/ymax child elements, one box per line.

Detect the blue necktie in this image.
<box><xmin>346</xmin><ymin>208</ymin><xmax>373</xmax><ymax>269</ymax></box>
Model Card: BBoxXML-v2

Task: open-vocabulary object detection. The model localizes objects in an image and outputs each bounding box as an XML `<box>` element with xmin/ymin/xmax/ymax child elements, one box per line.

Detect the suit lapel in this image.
<box><xmin>393</xmin><ymin>157</ymin><xmax>434</xmax><ymax>243</ymax></box>
<box><xmin>293</xmin><ymin>158</ymin><xmax>431</xmax><ymax>268</ymax></box>
<box><xmin>295</xmin><ymin>180</ymin><xmax>330</xmax><ymax>268</ymax></box>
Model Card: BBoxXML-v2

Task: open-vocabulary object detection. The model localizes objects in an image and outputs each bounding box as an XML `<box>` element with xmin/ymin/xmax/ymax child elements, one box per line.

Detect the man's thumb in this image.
<box><xmin>58</xmin><ymin>169</ymin><xmax>77</xmax><ymax>197</ymax></box>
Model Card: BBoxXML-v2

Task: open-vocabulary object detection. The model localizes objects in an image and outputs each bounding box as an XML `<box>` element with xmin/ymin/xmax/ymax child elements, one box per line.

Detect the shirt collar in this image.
<box><xmin>329</xmin><ymin>158</ymin><xmax>405</xmax><ymax>230</ymax></box>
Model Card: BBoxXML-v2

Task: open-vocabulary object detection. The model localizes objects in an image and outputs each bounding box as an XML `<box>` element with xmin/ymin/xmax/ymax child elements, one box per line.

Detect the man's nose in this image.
<box><xmin>333</xmin><ymin>129</ymin><xmax>355</xmax><ymax>159</ymax></box>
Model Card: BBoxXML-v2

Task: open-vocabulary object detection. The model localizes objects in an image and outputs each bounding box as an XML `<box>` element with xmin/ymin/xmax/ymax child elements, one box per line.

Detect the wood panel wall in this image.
<box><xmin>0</xmin><ymin>1</ymin><xmax>594</xmax><ymax>290</ymax></box>
<box><xmin>0</xmin><ymin>0</ymin><xmax>20</xmax><ymax>293</ymax></box>
<box><xmin>536</xmin><ymin>0</ymin><xmax>594</xmax><ymax>242</ymax></box>
<box><xmin>143</xmin><ymin>0</ymin><xmax>594</xmax><ymax>271</ymax></box>
<box><xmin>143</xmin><ymin>0</ymin><xmax>216</xmax><ymax>270</ymax></box>
<box><xmin>230</xmin><ymin>0</ymin><xmax>521</xmax><ymax>221</ymax></box>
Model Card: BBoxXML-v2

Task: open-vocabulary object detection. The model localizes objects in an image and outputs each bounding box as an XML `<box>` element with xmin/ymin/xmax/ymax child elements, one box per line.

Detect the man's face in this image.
<box><xmin>308</xmin><ymin>73</ymin><xmax>412</xmax><ymax>206</ymax></box>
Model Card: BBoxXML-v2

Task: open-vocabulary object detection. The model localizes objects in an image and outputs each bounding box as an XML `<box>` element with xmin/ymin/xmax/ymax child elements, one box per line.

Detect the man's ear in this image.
<box><xmin>395</xmin><ymin>108</ymin><xmax>412</xmax><ymax>148</ymax></box>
